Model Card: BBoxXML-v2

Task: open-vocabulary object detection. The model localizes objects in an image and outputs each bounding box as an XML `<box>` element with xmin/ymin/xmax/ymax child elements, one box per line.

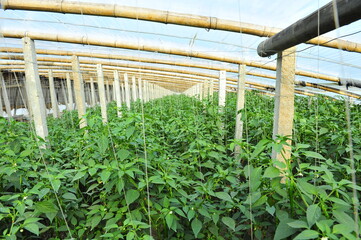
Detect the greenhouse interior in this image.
<box><xmin>0</xmin><ymin>0</ymin><xmax>361</xmax><ymax>239</ymax></box>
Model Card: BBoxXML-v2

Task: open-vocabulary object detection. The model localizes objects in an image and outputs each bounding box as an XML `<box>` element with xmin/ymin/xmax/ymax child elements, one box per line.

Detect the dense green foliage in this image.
<box><xmin>0</xmin><ymin>92</ymin><xmax>360</xmax><ymax>239</ymax></box>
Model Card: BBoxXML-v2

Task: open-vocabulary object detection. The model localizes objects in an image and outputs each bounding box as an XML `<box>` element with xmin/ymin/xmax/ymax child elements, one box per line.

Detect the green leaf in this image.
<box><xmin>73</xmin><ymin>171</ymin><xmax>86</xmax><ymax>181</ymax></box>
<box><xmin>98</xmin><ymin>135</ymin><xmax>109</xmax><ymax>154</ymax></box>
<box><xmin>294</xmin><ymin>229</ymin><xmax>319</xmax><ymax>239</ymax></box>
<box><xmin>24</xmin><ymin>217</ymin><xmax>41</xmax><ymax>225</ymax></box>
<box><xmin>125</xmin><ymin>189</ymin><xmax>140</xmax><ymax>204</ymax></box>
<box><xmin>215</xmin><ymin>192</ymin><xmax>233</xmax><ymax>203</ymax></box>
<box><xmin>191</xmin><ymin>218</ymin><xmax>202</xmax><ymax>238</ymax></box>
<box><xmin>52</xmin><ymin>179</ymin><xmax>61</xmax><ymax>193</ymax></box>
<box><xmin>198</xmin><ymin>207</ymin><xmax>211</xmax><ymax>219</ymax></box>
<box><xmin>126</xmin><ymin>127</ymin><xmax>135</xmax><ymax>139</ymax></box>
<box><xmin>20</xmin><ymin>148</ymin><xmax>33</xmax><ymax>158</ymax></box>
<box><xmin>208</xmin><ymin>151</ymin><xmax>219</xmax><ymax>159</ymax></box>
<box><xmin>263</xmin><ymin>166</ymin><xmax>280</xmax><ymax>178</ymax></box>
<box><xmin>333</xmin><ymin>210</ymin><xmax>355</xmax><ymax>226</ymax></box>
<box><xmin>100</xmin><ymin>170</ymin><xmax>111</xmax><ymax>183</ymax></box>
<box><xmin>307</xmin><ymin>204</ymin><xmax>321</xmax><ymax>228</ymax></box>
<box><xmin>165</xmin><ymin>213</ymin><xmax>175</xmax><ymax>229</ymax></box>
<box><xmin>117</xmin><ymin>149</ymin><xmax>130</xmax><ymax>161</ymax></box>
<box><xmin>91</xmin><ymin>215</ymin><xmax>102</xmax><ymax>230</ymax></box>
<box><xmin>222</xmin><ymin>217</ymin><xmax>235</xmax><ymax>231</ymax></box>
<box><xmin>304</xmin><ymin>151</ymin><xmax>325</xmax><ymax>160</ymax></box>
<box><xmin>62</xmin><ymin>192</ymin><xmax>77</xmax><ymax>200</ymax></box>
<box><xmin>288</xmin><ymin>220</ymin><xmax>309</xmax><ymax>229</ymax></box>
<box><xmin>35</xmin><ymin>200</ymin><xmax>59</xmax><ymax>214</ymax></box>
<box><xmin>333</xmin><ymin>223</ymin><xmax>353</xmax><ymax>234</ymax></box>
<box><xmin>126</xmin><ymin>231</ymin><xmax>135</xmax><ymax>240</ymax></box>
<box><xmin>24</xmin><ymin>223</ymin><xmax>39</xmax><ymax>236</ymax></box>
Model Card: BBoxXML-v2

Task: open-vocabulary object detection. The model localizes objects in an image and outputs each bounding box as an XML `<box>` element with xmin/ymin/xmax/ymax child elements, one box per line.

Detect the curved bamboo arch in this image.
<box><xmin>2</xmin><ymin>0</ymin><xmax>361</xmax><ymax>53</ymax></box>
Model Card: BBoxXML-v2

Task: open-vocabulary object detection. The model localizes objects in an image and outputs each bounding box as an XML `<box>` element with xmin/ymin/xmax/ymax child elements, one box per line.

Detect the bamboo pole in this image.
<box><xmin>0</xmin><ymin>47</ymin><xmax>341</xmax><ymax>83</ymax></box>
<box><xmin>4</xmin><ymin>63</ymin><xmax>360</xmax><ymax>99</ymax></box>
<box><xmin>2</xmin><ymin>0</ymin><xmax>361</xmax><ymax>53</ymax></box>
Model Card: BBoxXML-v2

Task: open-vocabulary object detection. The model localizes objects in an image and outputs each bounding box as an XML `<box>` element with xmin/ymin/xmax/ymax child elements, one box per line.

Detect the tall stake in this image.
<box><xmin>0</xmin><ymin>73</ymin><xmax>12</xmax><ymax>119</ymax></box>
<box><xmin>218</xmin><ymin>70</ymin><xmax>226</xmax><ymax>111</ymax></box>
<box><xmin>66</xmin><ymin>72</ymin><xmax>74</xmax><ymax>111</ymax></box>
<box><xmin>48</xmin><ymin>69</ymin><xmax>59</xmax><ymax>118</ymax></box>
<box><xmin>272</xmin><ymin>47</ymin><xmax>296</xmax><ymax>176</ymax></box>
<box><xmin>124</xmin><ymin>73</ymin><xmax>131</xmax><ymax>109</ymax></box>
<box><xmin>113</xmin><ymin>70</ymin><xmax>122</xmax><ymax>117</ymax></box>
<box><xmin>22</xmin><ymin>37</ymin><xmax>48</xmax><ymax>141</ymax></box>
<box><xmin>96</xmin><ymin>64</ymin><xmax>108</xmax><ymax>123</ymax></box>
<box><xmin>132</xmin><ymin>76</ymin><xmax>137</xmax><ymax>101</ymax></box>
<box><xmin>234</xmin><ymin>65</ymin><xmax>246</xmax><ymax>157</ymax></box>
<box><xmin>71</xmin><ymin>55</ymin><xmax>87</xmax><ymax>128</ymax></box>
<box><xmin>90</xmin><ymin>77</ymin><xmax>96</xmax><ymax>106</ymax></box>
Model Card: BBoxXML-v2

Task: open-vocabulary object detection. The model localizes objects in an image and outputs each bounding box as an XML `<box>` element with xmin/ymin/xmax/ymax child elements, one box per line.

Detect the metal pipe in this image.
<box><xmin>258</xmin><ymin>0</ymin><xmax>361</xmax><ymax>57</ymax></box>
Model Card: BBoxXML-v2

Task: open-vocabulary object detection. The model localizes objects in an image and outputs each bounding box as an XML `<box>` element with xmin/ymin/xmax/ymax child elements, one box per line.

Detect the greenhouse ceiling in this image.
<box><xmin>1</xmin><ymin>0</ymin><xmax>361</xmax><ymax>98</ymax></box>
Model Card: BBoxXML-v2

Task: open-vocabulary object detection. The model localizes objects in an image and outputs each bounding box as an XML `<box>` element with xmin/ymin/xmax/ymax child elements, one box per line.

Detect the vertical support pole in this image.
<box><xmin>96</xmin><ymin>64</ymin><xmax>108</xmax><ymax>123</ymax></box>
<box><xmin>103</xmin><ymin>81</ymin><xmax>110</xmax><ymax>103</ymax></box>
<box><xmin>234</xmin><ymin>65</ymin><xmax>246</xmax><ymax>156</ymax></box>
<box><xmin>60</xmin><ymin>80</ymin><xmax>68</xmax><ymax>110</ymax></box>
<box><xmin>124</xmin><ymin>73</ymin><xmax>131</xmax><ymax>109</ymax></box>
<box><xmin>121</xmin><ymin>83</ymin><xmax>125</xmax><ymax>103</ymax></box>
<box><xmin>90</xmin><ymin>77</ymin><xmax>96</xmax><ymax>107</ymax></box>
<box><xmin>272</xmin><ymin>47</ymin><xmax>296</xmax><ymax>170</ymax></box>
<box><xmin>113</xmin><ymin>70</ymin><xmax>122</xmax><ymax>117</ymax></box>
<box><xmin>138</xmin><ymin>78</ymin><xmax>143</xmax><ymax>102</ymax></box>
<box><xmin>143</xmin><ymin>80</ymin><xmax>147</xmax><ymax>102</ymax></box>
<box><xmin>0</xmin><ymin>83</ymin><xmax>4</xmax><ymax>117</ymax></box>
<box><xmin>0</xmin><ymin>73</ymin><xmax>12</xmax><ymax>119</ymax></box>
<box><xmin>218</xmin><ymin>70</ymin><xmax>226</xmax><ymax>111</ymax></box>
<box><xmin>66</xmin><ymin>72</ymin><xmax>73</xmax><ymax>111</ymax></box>
<box><xmin>22</xmin><ymin>37</ymin><xmax>48</xmax><ymax>140</ymax></box>
<box><xmin>210</xmin><ymin>78</ymin><xmax>214</xmax><ymax>99</ymax></box>
<box><xmin>71</xmin><ymin>55</ymin><xmax>87</xmax><ymax>128</ymax></box>
<box><xmin>132</xmin><ymin>76</ymin><xmax>137</xmax><ymax>101</ymax></box>
<box><xmin>48</xmin><ymin>69</ymin><xmax>59</xmax><ymax>118</ymax></box>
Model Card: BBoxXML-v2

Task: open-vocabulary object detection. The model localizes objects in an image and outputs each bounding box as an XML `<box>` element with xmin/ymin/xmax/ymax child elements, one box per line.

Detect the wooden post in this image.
<box><xmin>0</xmin><ymin>84</ymin><xmax>4</xmax><ymax>117</ymax></box>
<box><xmin>113</xmin><ymin>70</ymin><xmax>122</xmax><ymax>117</ymax></box>
<box><xmin>218</xmin><ymin>70</ymin><xmax>226</xmax><ymax>111</ymax></box>
<box><xmin>138</xmin><ymin>78</ymin><xmax>143</xmax><ymax>102</ymax></box>
<box><xmin>272</xmin><ymin>47</ymin><xmax>296</xmax><ymax>170</ymax></box>
<box><xmin>132</xmin><ymin>76</ymin><xmax>137</xmax><ymax>101</ymax></box>
<box><xmin>60</xmin><ymin>80</ymin><xmax>68</xmax><ymax>110</ymax></box>
<box><xmin>105</xmin><ymin>80</ymin><xmax>110</xmax><ymax>103</ymax></box>
<box><xmin>0</xmin><ymin>73</ymin><xmax>12</xmax><ymax>119</ymax></box>
<box><xmin>124</xmin><ymin>73</ymin><xmax>131</xmax><ymax>109</ymax></box>
<box><xmin>66</xmin><ymin>72</ymin><xmax>74</xmax><ymax>111</ymax></box>
<box><xmin>234</xmin><ymin>65</ymin><xmax>246</xmax><ymax>156</ymax></box>
<box><xmin>48</xmin><ymin>69</ymin><xmax>59</xmax><ymax>118</ymax></box>
<box><xmin>22</xmin><ymin>37</ymin><xmax>48</xmax><ymax>140</ymax></box>
<box><xmin>121</xmin><ymin>83</ymin><xmax>125</xmax><ymax>103</ymax></box>
<box><xmin>90</xmin><ymin>77</ymin><xmax>96</xmax><ymax>106</ymax></box>
<box><xmin>71</xmin><ymin>55</ymin><xmax>87</xmax><ymax>128</ymax></box>
<box><xmin>96</xmin><ymin>64</ymin><xmax>108</xmax><ymax>123</ymax></box>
